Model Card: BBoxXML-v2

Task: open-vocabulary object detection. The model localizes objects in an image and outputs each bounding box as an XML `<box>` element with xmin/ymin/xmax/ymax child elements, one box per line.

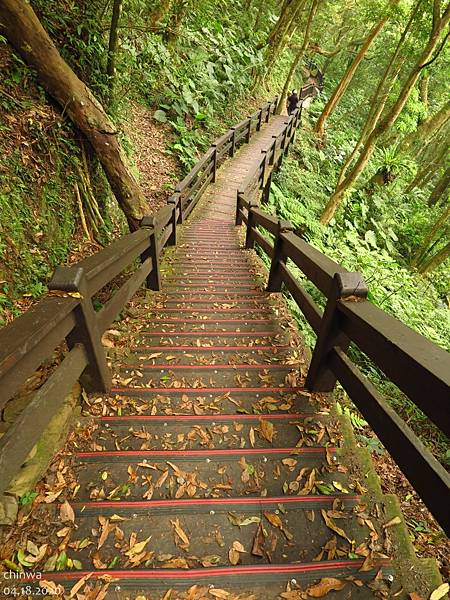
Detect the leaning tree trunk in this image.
<box><xmin>320</xmin><ymin>2</ymin><xmax>450</xmax><ymax>225</ymax></box>
<box><xmin>314</xmin><ymin>13</ymin><xmax>391</xmax><ymax>138</ymax></box>
<box><xmin>412</xmin><ymin>202</ymin><xmax>450</xmax><ymax>267</ymax></box>
<box><xmin>428</xmin><ymin>166</ymin><xmax>450</xmax><ymax>206</ymax></box>
<box><xmin>418</xmin><ymin>239</ymin><xmax>450</xmax><ymax>274</ymax></box>
<box><xmin>275</xmin><ymin>0</ymin><xmax>319</xmax><ymax>114</ymax></box>
<box><xmin>106</xmin><ymin>0</ymin><xmax>123</xmax><ymax>97</ymax></box>
<box><xmin>336</xmin><ymin>0</ymin><xmax>419</xmax><ymax>185</ymax></box>
<box><xmin>0</xmin><ymin>0</ymin><xmax>148</xmax><ymax>231</ymax></box>
<box><xmin>396</xmin><ymin>98</ymin><xmax>450</xmax><ymax>155</ymax></box>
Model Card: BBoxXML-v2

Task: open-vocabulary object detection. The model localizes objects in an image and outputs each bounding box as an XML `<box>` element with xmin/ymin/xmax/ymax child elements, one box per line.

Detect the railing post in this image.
<box><xmin>262</xmin><ymin>171</ymin><xmax>272</xmax><ymax>204</ymax></box>
<box><xmin>230</xmin><ymin>129</ymin><xmax>236</xmax><ymax>157</ymax></box>
<box><xmin>305</xmin><ymin>272</ymin><xmax>368</xmax><ymax>392</ymax></box>
<box><xmin>265</xmin><ymin>105</ymin><xmax>271</xmax><ymax>123</ymax></box>
<box><xmin>260</xmin><ymin>150</ymin><xmax>268</xmax><ymax>187</ymax></box>
<box><xmin>235</xmin><ymin>190</ymin><xmax>244</xmax><ymax>226</ymax></box>
<box><xmin>48</xmin><ymin>266</ymin><xmax>111</xmax><ymax>393</ymax></box>
<box><xmin>266</xmin><ymin>219</ymin><xmax>294</xmax><ymax>292</ymax></box>
<box><xmin>211</xmin><ymin>144</ymin><xmax>218</xmax><ymax>182</ymax></box>
<box><xmin>245</xmin><ymin>201</ymin><xmax>259</xmax><ymax>249</ymax></box>
<box><xmin>141</xmin><ymin>216</ymin><xmax>161</xmax><ymax>291</ymax></box>
<box><xmin>270</xmin><ymin>136</ymin><xmax>277</xmax><ymax>166</ymax></box>
<box><xmin>175</xmin><ymin>186</ymin><xmax>183</xmax><ymax>224</ymax></box>
<box><xmin>167</xmin><ymin>197</ymin><xmax>177</xmax><ymax>246</ymax></box>
<box><xmin>257</xmin><ymin>108</ymin><xmax>263</xmax><ymax>131</ymax></box>
<box><xmin>246</xmin><ymin>117</ymin><xmax>252</xmax><ymax>143</ymax></box>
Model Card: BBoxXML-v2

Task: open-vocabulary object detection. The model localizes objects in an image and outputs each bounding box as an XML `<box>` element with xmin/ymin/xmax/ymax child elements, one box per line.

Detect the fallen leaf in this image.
<box><xmin>70</xmin><ymin>573</ymin><xmax>93</xmax><ymax>597</ymax></box>
<box><xmin>383</xmin><ymin>516</ymin><xmax>401</xmax><ymax>529</ymax></box>
<box><xmin>251</xmin><ymin>521</ymin><xmax>265</xmax><ymax>557</ymax></box>
<box><xmin>430</xmin><ymin>583</ymin><xmax>450</xmax><ymax>600</ymax></box>
<box><xmin>171</xmin><ymin>518</ymin><xmax>190</xmax><ymax>549</ymax></box>
<box><xmin>60</xmin><ymin>501</ymin><xmax>75</xmax><ymax>523</ymax></box>
<box><xmin>321</xmin><ymin>509</ymin><xmax>352</xmax><ymax>543</ymax></box>
<box><xmin>260</xmin><ymin>419</ymin><xmax>275</xmax><ymax>442</ymax></box>
<box><xmin>306</xmin><ymin>577</ymin><xmax>346</xmax><ymax>597</ymax></box>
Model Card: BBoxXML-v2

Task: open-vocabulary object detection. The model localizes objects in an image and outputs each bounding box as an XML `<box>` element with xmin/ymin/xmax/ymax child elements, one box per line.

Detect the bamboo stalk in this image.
<box><xmin>74</xmin><ymin>182</ymin><xmax>92</xmax><ymax>241</ymax></box>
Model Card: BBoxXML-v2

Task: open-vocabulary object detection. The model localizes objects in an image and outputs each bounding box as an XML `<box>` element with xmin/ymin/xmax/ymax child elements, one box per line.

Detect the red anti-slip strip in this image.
<box><xmin>145</xmin><ymin>318</ymin><xmax>272</xmax><ymax>323</ymax></box>
<box><xmin>161</xmin><ymin>292</ymin><xmax>264</xmax><ymax>297</ymax></box>
<box><xmin>130</xmin><ymin>345</ymin><xmax>289</xmax><ymax>351</ymax></box>
<box><xmin>35</xmin><ymin>559</ymin><xmax>390</xmax><ymax>582</ymax></box>
<box><xmin>165</xmin><ymin>275</ymin><xmax>254</xmax><ymax>280</ymax></box>
<box><xmin>111</xmin><ymin>385</ymin><xmax>300</xmax><ymax>394</ymax></box>
<box><xmin>100</xmin><ymin>412</ymin><xmax>312</xmax><ymax>422</ymax></box>
<box><xmin>76</xmin><ymin>446</ymin><xmax>334</xmax><ymax>458</ymax></box>
<box><xmin>72</xmin><ymin>494</ymin><xmax>358</xmax><ymax>510</ymax></box>
<box><xmin>122</xmin><ymin>363</ymin><xmax>293</xmax><ymax>370</ymax></box>
<box><xmin>152</xmin><ymin>308</ymin><xmax>271</xmax><ymax>313</ymax></box>
<box><xmin>140</xmin><ymin>331</ymin><xmax>276</xmax><ymax>337</ymax></box>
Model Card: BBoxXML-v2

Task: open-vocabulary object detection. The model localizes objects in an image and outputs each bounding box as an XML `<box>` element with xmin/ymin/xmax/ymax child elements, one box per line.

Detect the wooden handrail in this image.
<box><xmin>0</xmin><ymin>95</ymin><xmax>279</xmax><ymax>498</ymax></box>
<box><xmin>236</xmin><ymin>80</ymin><xmax>450</xmax><ymax>534</ymax></box>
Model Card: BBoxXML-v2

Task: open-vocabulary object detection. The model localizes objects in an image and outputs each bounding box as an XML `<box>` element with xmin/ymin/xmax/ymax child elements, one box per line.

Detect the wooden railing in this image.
<box><xmin>235</xmin><ymin>109</ymin><xmax>450</xmax><ymax>535</ymax></box>
<box><xmin>0</xmin><ymin>97</ymin><xmax>280</xmax><ymax>498</ymax></box>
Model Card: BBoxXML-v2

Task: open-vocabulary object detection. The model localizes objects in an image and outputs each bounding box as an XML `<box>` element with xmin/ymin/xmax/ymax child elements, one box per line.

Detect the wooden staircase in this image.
<box><xmin>1</xmin><ymin>95</ymin><xmax>448</xmax><ymax>599</ymax></box>
<box><xmin>20</xmin><ymin>121</ymin><xmax>398</xmax><ymax>599</ymax></box>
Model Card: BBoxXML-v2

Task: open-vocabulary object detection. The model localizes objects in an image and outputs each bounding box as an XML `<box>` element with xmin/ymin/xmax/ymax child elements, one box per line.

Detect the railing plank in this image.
<box><xmin>97</xmin><ymin>258</ymin><xmax>152</xmax><ymax>333</ymax></box>
<box><xmin>252</xmin><ymin>208</ymin><xmax>279</xmax><ymax>235</ymax></box>
<box><xmin>253</xmin><ymin>229</ymin><xmax>274</xmax><ymax>258</ymax></box>
<box><xmin>279</xmin><ymin>263</ymin><xmax>322</xmax><ymax>333</ymax></box>
<box><xmin>330</xmin><ymin>347</ymin><xmax>450</xmax><ymax>536</ymax></box>
<box><xmin>282</xmin><ymin>231</ymin><xmax>346</xmax><ymax>296</ymax></box>
<box><xmin>78</xmin><ymin>229</ymin><xmax>150</xmax><ymax>295</ymax></box>
<box><xmin>0</xmin><ymin>297</ymin><xmax>78</xmax><ymax>407</ymax></box>
<box><xmin>0</xmin><ymin>344</ymin><xmax>88</xmax><ymax>497</ymax></box>
<box><xmin>337</xmin><ymin>301</ymin><xmax>450</xmax><ymax>435</ymax></box>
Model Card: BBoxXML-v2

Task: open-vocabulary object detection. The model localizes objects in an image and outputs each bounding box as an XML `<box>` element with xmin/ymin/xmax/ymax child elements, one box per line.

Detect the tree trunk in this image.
<box><xmin>260</xmin><ymin>0</ymin><xmax>307</xmax><ymax>85</ymax></box>
<box><xmin>412</xmin><ymin>203</ymin><xmax>450</xmax><ymax>267</ymax></box>
<box><xmin>396</xmin><ymin>98</ymin><xmax>450</xmax><ymax>155</ymax></box>
<box><xmin>406</xmin><ymin>137</ymin><xmax>448</xmax><ymax>192</ymax></box>
<box><xmin>106</xmin><ymin>0</ymin><xmax>123</xmax><ymax>96</ymax></box>
<box><xmin>418</xmin><ymin>239</ymin><xmax>450</xmax><ymax>274</ymax></box>
<box><xmin>0</xmin><ymin>0</ymin><xmax>148</xmax><ymax>230</ymax></box>
<box><xmin>314</xmin><ymin>14</ymin><xmax>390</xmax><ymax>138</ymax></box>
<box><xmin>276</xmin><ymin>0</ymin><xmax>319</xmax><ymax>114</ymax></box>
<box><xmin>320</xmin><ymin>1</ymin><xmax>450</xmax><ymax>225</ymax></box>
<box><xmin>419</xmin><ymin>72</ymin><xmax>429</xmax><ymax>114</ymax></box>
<box><xmin>428</xmin><ymin>166</ymin><xmax>450</xmax><ymax>206</ymax></box>
<box><xmin>336</xmin><ymin>0</ymin><xmax>419</xmax><ymax>185</ymax></box>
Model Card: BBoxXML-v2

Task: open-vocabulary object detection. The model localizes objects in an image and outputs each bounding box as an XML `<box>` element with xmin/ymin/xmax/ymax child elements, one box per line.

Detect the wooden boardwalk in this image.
<box><xmin>5</xmin><ymin>116</ymin><xmax>409</xmax><ymax>599</ymax></box>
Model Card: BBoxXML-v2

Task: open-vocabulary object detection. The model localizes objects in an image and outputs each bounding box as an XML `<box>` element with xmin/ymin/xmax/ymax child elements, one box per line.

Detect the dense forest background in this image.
<box><xmin>0</xmin><ymin>0</ymin><xmax>449</xmax><ymax>571</ymax></box>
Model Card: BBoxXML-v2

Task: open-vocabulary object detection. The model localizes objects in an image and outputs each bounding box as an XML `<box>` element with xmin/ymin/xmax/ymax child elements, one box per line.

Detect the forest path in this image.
<box><xmin>7</xmin><ymin>115</ymin><xmax>400</xmax><ymax>599</ymax></box>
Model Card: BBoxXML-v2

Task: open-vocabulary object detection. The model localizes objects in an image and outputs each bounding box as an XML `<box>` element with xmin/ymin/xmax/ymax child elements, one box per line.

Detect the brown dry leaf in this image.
<box><xmin>260</xmin><ymin>419</ymin><xmax>275</xmax><ymax>442</ymax></box>
<box><xmin>306</xmin><ymin>577</ymin><xmax>346</xmax><ymax>597</ymax></box>
<box><xmin>98</xmin><ymin>517</ymin><xmax>111</xmax><ymax>550</ymax></box>
<box><xmin>70</xmin><ymin>573</ymin><xmax>93</xmax><ymax>597</ymax></box>
<box><xmin>251</xmin><ymin>521</ymin><xmax>265</xmax><ymax>557</ymax></box>
<box><xmin>60</xmin><ymin>500</ymin><xmax>75</xmax><ymax>523</ymax></box>
<box><xmin>264</xmin><ymin>512</ymin><xmax>282</xmax><ymax>529</ymax></box>
<box><xmin>171</xmin><ymin>518</ymin><xmax>190</xmax><ymax>549</ymax></box>
<box><xmin>228</xmin><ymin>540</ymin><xmax>246</xmax><ymax>565</ymax></box>
<box><xmin>209</xmin><ymin>590</ymin><xmax>230</xmax><ymax>598</ymax></box>
<box><xmin>249</xmin><ymin>427</ymin><xmax>256</xmax><ymax>448</ymax></box>
<box><xmin>321</xmin><ymin>509</ymin><xmax>352</xmax><ymax>543</ymax></box>
<box><xmin>40</xmin><ymin>581</ymin><xmax>63</xmax><ymax>594</ymax></box>
<box><xmin>408</xmin><ymin>594</ymin><xmax>424</xmax><ymax>600</ymax></box>
<box><xmin>156</xmin><ymin>470</ymin><xmax>169</xmax><ymax>488</ymax></box>
<box><xmin>383</xmin><ymin>516</ymin><xmax>401</xmax><ymax>529</ymax></box>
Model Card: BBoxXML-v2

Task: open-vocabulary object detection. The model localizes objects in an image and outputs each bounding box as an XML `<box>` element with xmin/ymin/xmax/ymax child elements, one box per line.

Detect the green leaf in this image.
<box><xmin>153</xmin><ymin>109</ymin><xmax>167</xmax><ymax>123</ymax></box>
